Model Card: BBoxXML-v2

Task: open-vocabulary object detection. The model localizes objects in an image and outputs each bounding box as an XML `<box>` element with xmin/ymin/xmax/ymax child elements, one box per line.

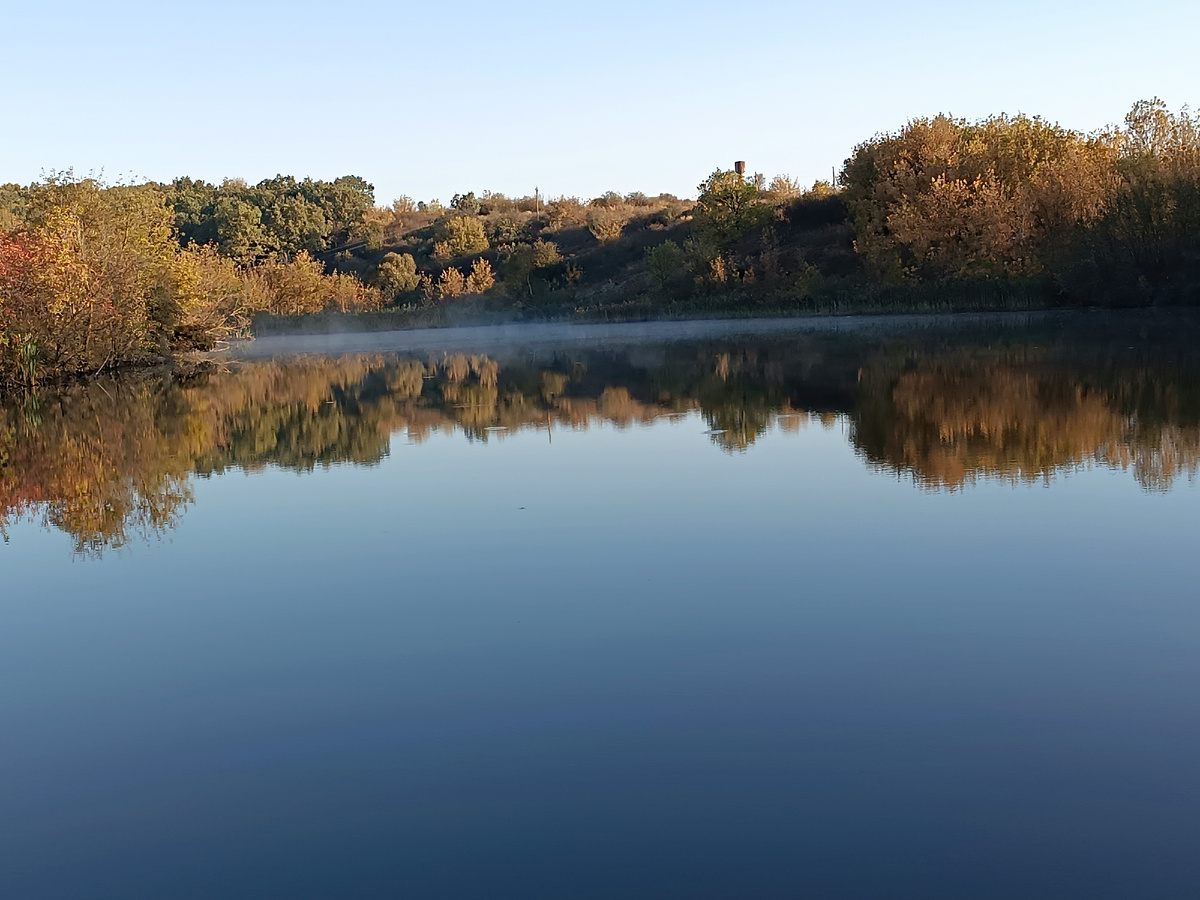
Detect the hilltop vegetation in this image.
<box><xmin>842</xmin><ymin>99</ymin><xmax>1200</xmax><ymax>303</ymax></box>
<box><xmin>1</xmin><ymin>99</ymin><xmax>1199</xmax><ymax>384</ymax></box>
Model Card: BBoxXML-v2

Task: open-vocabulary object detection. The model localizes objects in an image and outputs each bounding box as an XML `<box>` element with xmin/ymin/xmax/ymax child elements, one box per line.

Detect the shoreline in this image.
<box><xmin>6</xmin><ymin>305</ymin><xmax>1197</xmax><ymax>393</ymax></box>
<box><xmin>233</xmin><ymin>309</ymin><xmax>1069</xmax><ymax>360</ymax></box>
<box><xmin>234</xmin><ymin>305</ymin><xmax>1200</xmax><ymax>361</ymax></box>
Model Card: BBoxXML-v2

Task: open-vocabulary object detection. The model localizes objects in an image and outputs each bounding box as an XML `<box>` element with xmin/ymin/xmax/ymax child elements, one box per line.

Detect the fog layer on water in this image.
<box><xmin>232</xmin><ymin>311</ymin><xmax>1070</xmax><ymax>360</ymax></box>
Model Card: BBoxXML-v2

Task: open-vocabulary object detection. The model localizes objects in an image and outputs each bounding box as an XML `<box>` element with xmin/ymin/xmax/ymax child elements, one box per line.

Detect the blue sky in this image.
<box><xmin>2</xmin><ymin>0</ymin><xmax>1198</xmax><ymax>204</ymax></box>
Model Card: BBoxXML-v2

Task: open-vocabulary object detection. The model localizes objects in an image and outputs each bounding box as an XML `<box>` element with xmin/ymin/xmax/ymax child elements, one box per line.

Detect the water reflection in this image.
<box><xmin>855</xmin><ymin>354</ymin><xmax>1200</xmax><ymax>490</ymax></box>
<box><xmin>4</xmin><ymin>316</ymin><xmax>1200</xmax><ymax>550</ymax></box>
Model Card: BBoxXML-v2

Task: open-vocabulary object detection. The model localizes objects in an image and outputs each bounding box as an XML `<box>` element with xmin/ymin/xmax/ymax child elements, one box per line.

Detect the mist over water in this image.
<box><xmin>3</xmin><ymin>312</ymin><xmax>1199</xmax><ymax>898</ymax></box>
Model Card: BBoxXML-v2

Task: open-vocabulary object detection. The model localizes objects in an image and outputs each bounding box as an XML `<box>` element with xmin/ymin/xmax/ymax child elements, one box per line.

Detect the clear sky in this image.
<box><xmin>2</xmin><ymin>0</ymin><xmax>1198</xmax><ymax>204</ymax></box>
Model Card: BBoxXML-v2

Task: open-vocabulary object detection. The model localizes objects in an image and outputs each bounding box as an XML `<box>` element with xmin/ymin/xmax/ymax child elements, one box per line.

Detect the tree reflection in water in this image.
<box><xmin>4</xmin><ymin>319</ymin><xmax>1200</xmax><ymax>551</ymax></box>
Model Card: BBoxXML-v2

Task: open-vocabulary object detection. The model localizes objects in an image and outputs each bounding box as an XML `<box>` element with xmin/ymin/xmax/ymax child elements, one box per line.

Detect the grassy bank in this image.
<box><xmin>251</xmin><ymin>276</ymin><xmax>1062</xmax><ymax>336</ymax></box>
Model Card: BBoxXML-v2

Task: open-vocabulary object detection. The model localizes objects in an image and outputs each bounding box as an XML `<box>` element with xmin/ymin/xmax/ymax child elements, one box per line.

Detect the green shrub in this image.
<box><xmin>354</xmin><ymin>206</ymin><xmax>393</xmax><ymax>250</ymax></box>
<box><xmin>645</xmin><ymin>240</ymin><xmax>684</xmax><ymax>290</ymax></box>
<box><xmin>486</xmin><ymin>214</ymin><xmax>526</xmax><ymax>246</ymax></box>
<box><xmin>433</xmin><ymin>215</ymin><xmax>488</xmax><ymax>261</ymax></box>
<box><xmin>531</xmin><ymin>239</ymin><xmax>561</xmax><ymax>267</ymax></box>
<box><xmin>377</xmin><ymin>252</ymin><xmax>420</xmax><ymax>295</ymax></box>
<box><xmin>500</xmin><ymin>240</ymin><xmax>561</xmax><ymax>292</ymax></box>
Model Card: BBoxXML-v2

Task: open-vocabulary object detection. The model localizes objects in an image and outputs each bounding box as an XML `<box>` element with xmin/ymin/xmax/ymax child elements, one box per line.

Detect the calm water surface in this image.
<box><xmin>2</xmin><ymin>312</ymin><xmax>1199</xmax><ymax>898</ymax></box>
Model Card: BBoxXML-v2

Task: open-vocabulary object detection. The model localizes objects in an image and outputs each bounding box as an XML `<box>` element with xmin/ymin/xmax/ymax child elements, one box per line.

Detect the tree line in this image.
<box><xmin>2</xmin><ymin>98</ymin><xmax>1198</xmax><ymax>384</ymax></box>
<box><xmin>634</xmin><ymin>99</ymin><xmax>1200</xmax><ymax>313</ymax></box>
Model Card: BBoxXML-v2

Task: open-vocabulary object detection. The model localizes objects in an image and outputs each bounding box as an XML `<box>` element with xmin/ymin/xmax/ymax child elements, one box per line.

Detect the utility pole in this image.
<box><xmin>535</xmin><ymin>186</ymin><xmax>540</xmax><ymax>221</ymax></box>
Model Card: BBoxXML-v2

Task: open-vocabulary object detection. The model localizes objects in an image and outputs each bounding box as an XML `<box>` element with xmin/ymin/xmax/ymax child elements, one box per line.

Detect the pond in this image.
<box><xmin>2</xmin><ymin>311</ymin><xmax>1199</xmax><ymax>898</ymax></box>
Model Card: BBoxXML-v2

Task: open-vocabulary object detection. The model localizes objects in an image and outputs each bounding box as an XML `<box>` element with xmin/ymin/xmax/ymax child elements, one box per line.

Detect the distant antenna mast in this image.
<box><xmin>535</xmin><ymin>186</ymin><xmax>540</xmax><ymax>221</ymax></box>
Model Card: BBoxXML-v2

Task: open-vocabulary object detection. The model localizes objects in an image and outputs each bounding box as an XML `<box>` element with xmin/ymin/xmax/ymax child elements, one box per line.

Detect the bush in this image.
<box><xmin>418</xmin><ymin>273</ymin><xmax>435</xmax><ymax>306</ymax></box>
<box><xmin>466</xmin><ymin>258</ymin><xmax>495</xmax><ymax>294</ymax></box>
<box><xmin>645</xmin><ymin>240</ymin><xmax>684</xmax><ymax>290</ymax></box>
<box><xmin>500</xmin><ymin>240</ymin><xmax>561</xmax><ymax>291</ymax></box>
<box><xmin>486</xmin><ymin>214</ymin><xmax>527</xmax><ymax>246</ymax></box>
<box><xmin>479</xmin><ymin>192</ymin><xmax>518</xmax><ymax>215</ymax></box>
<box><xmin>432</xmin><ymin>215</ymin><xmax>488</xmax><ymax>261</ymax></box>
<box><xmin>591</xmin><ymin>191</ymin><xmax>624</xmax><ymax>208</ymax></box>
<box><xmin>450</xmin><ymin>192</ymin><xmax>482</xmax><ymax>216</ymax></box>
<box><xmin>377</xmin><ymin>252</ymin><xmax>420</xmax><ymax>295</ymax></box>
<box><xmin>437</xmin><ymin>267</ymin><xmax>465</xmax><ymax>299</ymax></box>
<box><xmin>546</xmin><ymin>197</ymin><xmax>585</xmax><ymax>230</ymax></box>
<box><xmin>588</xmin><ymin>208</ymin><xmax>628</xmax><ymax>243</ymax></box>
<box><xmin>244</xmin><ymin>251</ymin><xmax>380</xmax><ymax>316</ymax></box>
<box><xmin>325</xmin><ymin>271</ymin><xmax>382</xmax><ymax>313</ymax></box>
<box><xmin>174</xmin><ymin>244</ymin><xmax>254</xmax><ymax>347</ymax></box>
<box><xmin>251</xmin><ymin>251</ymin><xmax>328</xmax><ymax>315</ymax></box>
<box><xmin>531</xmin><ymin>239</ymin><xmax>562</xmax><ymax>267</ymax></box>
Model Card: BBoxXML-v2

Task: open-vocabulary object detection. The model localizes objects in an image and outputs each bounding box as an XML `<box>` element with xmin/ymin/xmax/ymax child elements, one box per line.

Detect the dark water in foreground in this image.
<box><xmin>2</xmin><ymin>312</ymin><xmax>1199</xmax><ymax>898</ymax></box>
